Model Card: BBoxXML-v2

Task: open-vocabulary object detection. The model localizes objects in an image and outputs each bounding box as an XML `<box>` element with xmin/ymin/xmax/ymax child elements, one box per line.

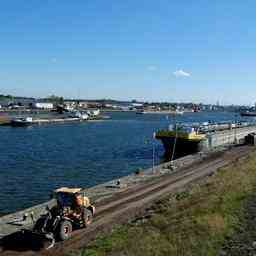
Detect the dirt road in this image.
<box><xmin>1</xmin><ymin>145</ymin><xmax>253</xmax><ymax>256</ymax></box>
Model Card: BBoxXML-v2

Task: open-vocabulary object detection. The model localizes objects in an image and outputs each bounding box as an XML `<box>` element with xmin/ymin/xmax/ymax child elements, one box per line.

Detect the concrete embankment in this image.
<box><xmin>0</xmin><ymin>200</ymin><xmax>56</xmax><ymax>239</ymax></box>
<box><xmin>47</xmin><ymin>145</ymin><xmax>254</xmax><ymax>256</ymax></box>
<box><xmin>206</xmin><ymin>126</ymin><xmax>256</xmax><ymax>148</ymax></box>
<box><xmin>0</xmin><ymin>145</ymin><xmax>254</xmax><ymax>255</ymax></box>
<box><xmin>0</xmin><ymin>148</ymin><xmax>221</xmax><ymax>239</ymax></box>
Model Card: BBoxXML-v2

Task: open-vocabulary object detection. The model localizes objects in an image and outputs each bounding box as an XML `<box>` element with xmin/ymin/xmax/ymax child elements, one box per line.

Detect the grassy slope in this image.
<box><xmin>73</xmin><ymin>150</ymin><xmax>256</xmax><ymax>256</ymax></box>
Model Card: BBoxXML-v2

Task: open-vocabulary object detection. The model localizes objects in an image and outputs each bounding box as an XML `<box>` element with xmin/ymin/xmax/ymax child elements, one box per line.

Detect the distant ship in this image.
<box><xmin>240</xmin><ymin>111</ymin><xmax>256</xmax><ymax>117</ymax></box>
<box><xmin>136</xmin><ymin>110</ymin><xmax>184</xmax><ymax>115</ymax></box>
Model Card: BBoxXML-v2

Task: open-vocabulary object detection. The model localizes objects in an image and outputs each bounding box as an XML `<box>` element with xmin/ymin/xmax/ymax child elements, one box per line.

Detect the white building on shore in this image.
<box><xmin>33</xmin><ymin>102</ymin><xmax>54</xmax><ymax>109</ymax></box>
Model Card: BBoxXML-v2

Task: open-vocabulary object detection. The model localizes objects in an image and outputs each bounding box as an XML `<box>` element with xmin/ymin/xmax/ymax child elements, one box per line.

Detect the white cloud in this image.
<box><xmin>173</xmin><ymin>69</ymin><xmax>191</xmax><ymax>77</ymax></box>
<box><xmin>147</xmin><ymin>65</ymin><xmax>157</xmax><ymax>71</ymax></box>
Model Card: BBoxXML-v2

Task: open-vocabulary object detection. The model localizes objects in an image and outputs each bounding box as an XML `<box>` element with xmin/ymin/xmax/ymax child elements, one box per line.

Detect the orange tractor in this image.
<box><xmin>33</xmin><ymin>187</ymin><xmax>95</xmax><ymax>247</ymax></box>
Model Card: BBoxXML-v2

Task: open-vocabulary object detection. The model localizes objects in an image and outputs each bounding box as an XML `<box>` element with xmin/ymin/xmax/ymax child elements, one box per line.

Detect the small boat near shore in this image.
<box><xmin>11</xmin><ymin>117</ymin><xmax>33</xmax><ymax>127</ymax></box>
<box><xmin>69</xmin><ymin>110</ymin><xmax>89</xmax><ymax>120</ymax></box>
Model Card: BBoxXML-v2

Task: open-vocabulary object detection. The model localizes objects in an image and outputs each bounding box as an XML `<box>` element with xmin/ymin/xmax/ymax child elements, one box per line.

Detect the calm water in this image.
<box><xmin>0</xmin><ymin>111</ymin><xmax>248</xmax><ymax>213</ymax></box>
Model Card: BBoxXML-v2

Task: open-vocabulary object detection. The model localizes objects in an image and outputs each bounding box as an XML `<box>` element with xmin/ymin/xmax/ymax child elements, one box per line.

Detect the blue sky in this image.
<box><xmin>0</xmin><ymin>0</ymin><xmax>256</xmax><ymax>104</ymax></box>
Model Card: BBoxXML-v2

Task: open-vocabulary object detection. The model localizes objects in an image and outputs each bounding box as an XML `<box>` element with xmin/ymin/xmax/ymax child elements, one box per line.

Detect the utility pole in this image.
<box><xmin>152</xmin><ymin>132</ymin><xmax>156</xmax><ymax>172</ymax></box>
<box><xmin>234</xmin><ymin>114</ymin><xmax>238</xmax><ymax>144</ymax></box>
<box><xmin>171</xmin><ymin>114</ymin><xmax>178</xmax><ymax>162</ymax></box>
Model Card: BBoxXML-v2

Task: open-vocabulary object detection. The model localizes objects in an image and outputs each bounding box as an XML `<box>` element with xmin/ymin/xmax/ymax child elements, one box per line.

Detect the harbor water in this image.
<box><xmin>0</xmin><ymin>111</ymin><xmax>250</xmax><ymax>213</ymax></box>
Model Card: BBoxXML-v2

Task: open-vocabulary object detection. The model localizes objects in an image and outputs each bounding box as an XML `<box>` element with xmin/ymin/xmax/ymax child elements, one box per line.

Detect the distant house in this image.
<box><xmin>132</xmin><ymin>103</ymin><xmax>143</xmax><ymax>107</ymax></box>
<box><xmin>33</xmin><ymin>102</ymin><xmax>54</xmax><ymax>109</ymax></box>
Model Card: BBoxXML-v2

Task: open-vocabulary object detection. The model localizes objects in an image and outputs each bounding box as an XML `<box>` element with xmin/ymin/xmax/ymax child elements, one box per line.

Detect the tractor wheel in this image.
<box><xmin>83</xmin><ymin>209</ymin><xmax>93</xmax><ymax>227</ymax></box>
<box><xmin>58</xmin><ymin>220</ymin><xmax>72</xmax><ymax>241</ymax></box>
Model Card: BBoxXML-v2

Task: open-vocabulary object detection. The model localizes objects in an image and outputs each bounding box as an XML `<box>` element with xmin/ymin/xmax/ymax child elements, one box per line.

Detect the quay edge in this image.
<box><xmin>0</xmin><ymin>149</ymin><xmax>226</xmax><ymax>240</ymax></box>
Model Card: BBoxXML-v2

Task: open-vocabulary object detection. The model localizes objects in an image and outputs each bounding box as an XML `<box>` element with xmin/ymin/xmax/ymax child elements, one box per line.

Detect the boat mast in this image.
<box><xmin>170</xmin><ymin>114</ymin><xmax>178</xmax><ymax>162</ymax></box>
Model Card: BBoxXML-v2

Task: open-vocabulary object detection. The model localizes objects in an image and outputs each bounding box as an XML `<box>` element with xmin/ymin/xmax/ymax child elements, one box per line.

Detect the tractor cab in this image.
<box><xmin>52</xmin><ymin>187</ymin><xmax>95</xmax><ymax>227</ymax></box>
<box><xmin>33</xmin><ymin>187</ymin><xmax>95</xmax><ymax>245</ymax></box>
<box><xmin>53</xmin><ymin>187</ymin><xmax>93</xmax><ymax>211</ymax></box>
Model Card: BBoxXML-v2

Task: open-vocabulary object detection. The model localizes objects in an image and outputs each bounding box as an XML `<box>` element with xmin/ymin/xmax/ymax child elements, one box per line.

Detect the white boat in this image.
<box><xmin>11</xmin><ymin>117</ymin><xmax>33</xmax><ymax>127</ymax></box>
<box><xmin>92</xmin><ymin>109</ymin><xmax>100</xmax><ymax>116</ymax></box>
<box><xmin>69</xmin><ymin>111</ymin><xmax>89</xmax><ymax>120</ymax></box>
<box><xmin>80</xmin><ymin>113</ymin><xmax>89</xmax><ymax>120</ymax></box>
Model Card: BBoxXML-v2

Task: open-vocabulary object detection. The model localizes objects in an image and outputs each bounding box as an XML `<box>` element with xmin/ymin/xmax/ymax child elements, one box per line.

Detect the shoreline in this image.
<box><xmin>0</xmin><ymin>144</ymin><xmax>253</xmax><ymax>255</ymax></box>
<box><xmin>0</xmin><ymin>144</ymin><xmax>232</xmax><ymax>239</ymax></box>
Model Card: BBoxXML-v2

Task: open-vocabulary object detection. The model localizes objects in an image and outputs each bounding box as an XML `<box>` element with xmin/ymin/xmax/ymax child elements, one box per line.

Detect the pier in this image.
<box><xmin>206</xmin><ymin>126</ymin><xmax>256</xmax><ymax>148</ymax></box>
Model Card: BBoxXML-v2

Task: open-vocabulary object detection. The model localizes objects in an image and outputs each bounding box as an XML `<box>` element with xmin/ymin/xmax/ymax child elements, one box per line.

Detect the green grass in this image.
<box><xmin>73</xmin><ymin>150</ymin><xmax>256</xmax><ymax>256</ymax></box>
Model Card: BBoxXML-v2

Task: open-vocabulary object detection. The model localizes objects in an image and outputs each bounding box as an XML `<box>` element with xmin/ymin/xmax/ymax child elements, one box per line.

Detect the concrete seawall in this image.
<box><xmin>206</xmin><ymin>126</ymin><xmax>256</xmax><ymax>148</ymax></box>
<box><xmin>0</xmin><ymin>150</ymin><xmax>216</xmax><ymax>239</ymax></box>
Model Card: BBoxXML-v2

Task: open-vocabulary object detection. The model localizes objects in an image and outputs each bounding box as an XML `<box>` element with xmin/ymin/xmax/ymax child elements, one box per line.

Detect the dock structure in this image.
<box><xmin>206</xmin><ymin>126</ymin><xmax>256</xmax><ymax>148</ymax></box>
<box><xmin>156</xmin><ymin>123</ymin><xmax>256</xmax><ymax>159</ymax></box>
